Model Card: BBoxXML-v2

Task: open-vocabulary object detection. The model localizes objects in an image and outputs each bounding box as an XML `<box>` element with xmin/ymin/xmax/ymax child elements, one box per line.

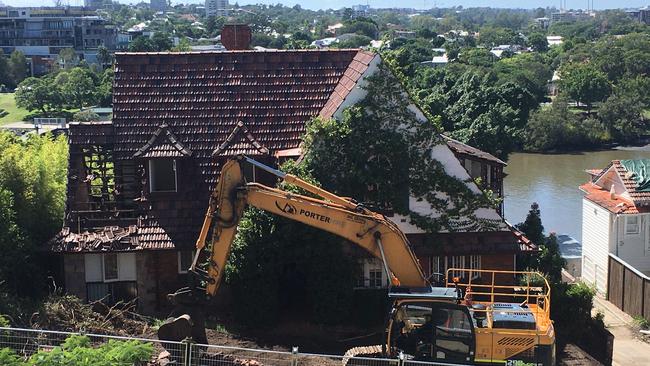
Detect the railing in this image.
<box><xmin>607</xmin><ymin>253</ymin><xmax>650</xmax><ymax>322</ymax></box>
<box><xmin>0</xmin><ymin>327</ymin><xmax>470</xmax><ymax>366</ymax></box>
<box><xmin>445</xmin><ymin>268</ymin><xmax>552</xmax><ymax>328</ymax></box>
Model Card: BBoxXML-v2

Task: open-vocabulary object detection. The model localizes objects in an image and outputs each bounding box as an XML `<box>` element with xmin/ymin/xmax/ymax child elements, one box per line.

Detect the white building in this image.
<box><xmin>206</xmin><ymin>0</ymin><xmax>228</xmax><ymax>17</ymax></box>
<box><xmin>580</xmin><ymin>159</ymin><xmax>650</xmax><ymax>294</ymax></box>
<box><xmin>546</xmin><ymin>35</ymin><xmax>563</xmax><ymax>46</ymax></box>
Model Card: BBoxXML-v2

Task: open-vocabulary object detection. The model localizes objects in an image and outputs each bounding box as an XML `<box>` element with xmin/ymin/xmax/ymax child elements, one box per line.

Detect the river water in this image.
<box><xmin>503</xmin><ymin>148</ymin><xmax>650</xmax><ymax>242</ymax></box>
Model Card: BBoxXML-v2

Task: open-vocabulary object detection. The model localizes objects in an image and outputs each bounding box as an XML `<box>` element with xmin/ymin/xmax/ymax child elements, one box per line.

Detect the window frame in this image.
<box><xmin>102</xmin><ymin>253</ymin><xmax>119</xmax><ymax>282</ymax></box>
<box><xmin>625</xmin><ymin>215</ymin><xmax>640</xmax><ymax>236</ymax></box>
<box><xmin>177</xmin><ymin>250</ymin><xmax>195</xmax><ymax>274</ymax></box>
<box><xmin>148</xmin><ymin>159</ymin><xmax>178</xmax><ymax>193</ymax></box>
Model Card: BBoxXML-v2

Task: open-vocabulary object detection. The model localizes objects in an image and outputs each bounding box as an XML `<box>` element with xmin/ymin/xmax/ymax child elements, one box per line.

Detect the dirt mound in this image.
<box><xmin>30</xmin><ymin>294</ymin><xmax>151</xmax><ymax>336</ymax></box>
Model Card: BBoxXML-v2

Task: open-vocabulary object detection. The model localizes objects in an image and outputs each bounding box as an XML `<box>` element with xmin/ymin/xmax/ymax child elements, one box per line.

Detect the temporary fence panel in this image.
<box><xmin>0</xmin><ymin>327</ymin><xmax>473</xmax><ymax>366</ymax></box>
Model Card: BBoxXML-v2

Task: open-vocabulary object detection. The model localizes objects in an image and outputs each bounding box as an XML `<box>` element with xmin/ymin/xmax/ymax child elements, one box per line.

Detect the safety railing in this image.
<box><xmin>445</xmin><ymin>268</ymin><xmax>552</xmax><ymax>328</ymax></box>
<box><xmin>0</xmin><ymin>327</ymin><xmax>471</xmax><ymax>366</ymax></box>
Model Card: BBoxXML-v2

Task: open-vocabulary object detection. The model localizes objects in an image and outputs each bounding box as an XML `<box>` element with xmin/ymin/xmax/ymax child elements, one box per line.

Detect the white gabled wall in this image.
<box><xmin>581</xmin><ymin>198</ymin><xmax>612</xmax><ymax>294</ymax></box>
<box><xmin>331</xmin><ymin>55</ymin><xmax>504</xmax><ymax>235</ymax></box>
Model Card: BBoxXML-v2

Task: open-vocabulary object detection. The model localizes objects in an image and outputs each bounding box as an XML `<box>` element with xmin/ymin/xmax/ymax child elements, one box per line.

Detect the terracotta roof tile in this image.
<box><xmin>443</xmin><ymin>136</ymin><xmax>507</xmax><ymax>166</ymax></box>
<box><xmin>611</xmin><ymin>160</ymin><xmax>650</xmax><ymax>204</ymax></box>
<box><xmin>318</xmin><ymin>50</ymin><xmax>376</xmax><ymax>119</ymax></box>
<box><xmin>580</xmin><ymin>182</ymin><xmax>648</xmax><ymax>214</ymax></box>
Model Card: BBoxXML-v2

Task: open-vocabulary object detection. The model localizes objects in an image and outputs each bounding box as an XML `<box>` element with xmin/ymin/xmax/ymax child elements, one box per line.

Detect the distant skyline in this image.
<box><xmin>2</xmin><ymin>0</ymin><xmax>649</xmax><ymax>11</ymax></box>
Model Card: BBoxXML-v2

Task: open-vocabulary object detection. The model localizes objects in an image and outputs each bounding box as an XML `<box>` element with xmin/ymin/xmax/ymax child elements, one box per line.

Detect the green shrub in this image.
<box><xmin>0</xmin><ymin>314</ymin><xmax>9</xmax><ymax>327</ymax></box>
<box><xmin>633</xmin><ymin>315</ymin><xmax>649</xmax><ymax>330</ymax></box>
<box><xmin>0</xmin><ymin>348</ymin><xmax>25</xmax><ymax>366</ymax></box>
<box><xmin>29</xmin><ymin>335</ymin><xmax>153</xmax><ymax>366</ymax></box>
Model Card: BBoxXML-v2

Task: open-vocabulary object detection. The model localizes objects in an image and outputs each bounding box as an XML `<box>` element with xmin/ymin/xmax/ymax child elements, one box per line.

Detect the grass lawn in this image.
<box><xmin>0</xmin><ymin>93</ymin><xmax>29</xmax><ymax>125</ymax></box>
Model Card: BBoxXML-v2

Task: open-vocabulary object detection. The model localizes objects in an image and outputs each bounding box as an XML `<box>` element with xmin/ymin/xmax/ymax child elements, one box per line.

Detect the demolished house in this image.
<box><xmin>51</xmin><ymin>47</ymin><xmax>535</xmax><ymax>314</ymax></box>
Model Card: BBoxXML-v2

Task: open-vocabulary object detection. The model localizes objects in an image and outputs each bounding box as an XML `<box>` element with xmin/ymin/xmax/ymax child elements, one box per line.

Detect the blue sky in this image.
<box><xmin>2</xmin><ymin>0</ymin><xmax>649</xmax><ymax>11</ymax></box>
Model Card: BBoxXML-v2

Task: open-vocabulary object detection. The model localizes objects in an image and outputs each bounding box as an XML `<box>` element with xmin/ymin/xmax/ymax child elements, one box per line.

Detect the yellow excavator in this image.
<box><xmin>158</xmin><ymin>155</ymin><xmax>555</xmax><ymax>365</ymax></box>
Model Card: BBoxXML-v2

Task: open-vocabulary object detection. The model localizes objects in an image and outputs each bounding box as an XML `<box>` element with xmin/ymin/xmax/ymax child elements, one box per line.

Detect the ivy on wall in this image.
<box><xmin>302</xmin><ymin>62</ymin><xmax>502</xmax><ymax>233</ymax></box>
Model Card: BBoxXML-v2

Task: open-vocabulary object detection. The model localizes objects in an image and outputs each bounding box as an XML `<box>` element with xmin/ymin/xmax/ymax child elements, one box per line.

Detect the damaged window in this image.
<box><xmin>149</xmin><ymin>159</ymin><xmax>177</xmax><ymax>192</ymax></box>
<box><xmin>81</xmin><ymin>145</ymin><xmax>116</xmax><ymax>210</ymax></box>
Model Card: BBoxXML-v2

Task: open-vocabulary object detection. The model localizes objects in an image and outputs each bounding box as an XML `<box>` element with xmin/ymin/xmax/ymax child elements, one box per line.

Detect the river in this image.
<box><xmin>503</xmin><ymin>148</ymin><xmax>650</xmax><ymax>243</ymax></box>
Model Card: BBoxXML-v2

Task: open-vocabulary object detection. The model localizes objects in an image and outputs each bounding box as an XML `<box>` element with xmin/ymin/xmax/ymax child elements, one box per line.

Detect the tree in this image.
<box><xmin>458</xmin><ymin>48</ymin><xmax>496</xmax><ymax>67</ymax></box>
<box><xmin>56</xmin><ymin>68</ymin><xmax>97</xmax><ymax>110</ymax></box>
<box><xmin>96</xmin><ymin>68</ymin><xmax>114</xmax><ymax>107</ymax></box>
<box><xmin>335</xmin><ymin>34</ymin><xmax>372</xmax><ymax>48</ymax></box>
<box><xmin>528</xmin><ymin>32</ymin><xmax>548</xmax><ymax>52</ymax></box>
<box><xmin>72</xmin><ymin>110</ymin><xmax>100</xmax><ymax>122</ymax></box>
<box><xmin>15</xmin><ymin>77</ymin><xmax>63</xmax><ymax>115</ymax></box>
<box><xmin>57</xmin><ymin>48</ymin><xmax>78</xmax><ymax>69</ymax></box>
<box><xmin>559</xmin><ymin>63</ymin><xmax>611</xmax><ymax>111</ymax></box>
<box><xmin>151</xmin><ymin>32</ymin><xmax>173</xmax><ymax>51</ymax></box>
<box><xmin>128</xmin><ymin>36</ymin><xmax>155</xmax><ymax>52</ymax></box>
<box><xmin>0</xmin><ymin>132</ymin><xmax>68</xmax><ymax>297</ymax></box>
<box><xmin>516</xmin><ymin>203</ymin><xmax>544</xmax><ymax>246</ymax></box>
<box><xmin>477</xmin><ymin>26</ymin><xmax>517</xmax><ymax>47</ymax></box>
<box><xmin>96</xmin><ymin>46</ymin><xmax>112</xmax><ymax>68</ymax></box>
<box><xmin>598</xmin><ymin>92</ymin><xmax>647</xmax><ymax>143</ymax></box>
<box><xmin>524</xmin><ymin>98</ymin><xmax>608</xmax><ymax>151</ymax></box>
<box><xmin>7</xmin><ymin>51</ymin><xmax>28</xmax><ymax>85</ymax></box>
<box><xmin>539</xmin><ymin>233</ymin><xmax>566</xmax><ymax>285</ymax></box>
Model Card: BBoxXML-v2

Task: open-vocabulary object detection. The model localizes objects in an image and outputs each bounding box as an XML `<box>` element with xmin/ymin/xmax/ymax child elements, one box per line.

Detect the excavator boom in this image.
<box><xmin>196</xmin><ymin>157</ymin><xmax>427</xmax><ymax>297</ymax></box>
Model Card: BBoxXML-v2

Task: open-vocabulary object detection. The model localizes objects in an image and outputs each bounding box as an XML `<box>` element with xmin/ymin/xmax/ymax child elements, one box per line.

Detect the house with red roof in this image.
<box><xmin>50</xmin><ymin>47</ymin><xmax>534</xmax><ymax>314</ymax></box>
<box><xmin>580</xmin><ymin>159</ymin><xmax>650</xmax><ymax>294</ymax></box>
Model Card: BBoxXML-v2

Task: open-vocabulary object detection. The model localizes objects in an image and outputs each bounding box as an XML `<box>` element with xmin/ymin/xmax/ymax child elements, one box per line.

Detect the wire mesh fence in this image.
<box><xmin>0</xmin><ymin>327</ymin><xmax>470</xmax><ymax>366</ymax></box>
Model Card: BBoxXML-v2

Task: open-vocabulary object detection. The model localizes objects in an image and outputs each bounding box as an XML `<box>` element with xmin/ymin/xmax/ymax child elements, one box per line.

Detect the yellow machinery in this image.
<box><xmin>159</xmin><ymin>156</ymin><xmax>555</xmax><ymax>365</ymax></box>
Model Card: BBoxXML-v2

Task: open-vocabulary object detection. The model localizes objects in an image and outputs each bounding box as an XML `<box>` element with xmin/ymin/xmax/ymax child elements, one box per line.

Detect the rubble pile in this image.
<box><xmin>50</xmin><ymin>225</ymin><xmax>140</xmax><ymax>252</ymax></box>
<box><xmin>31</xmin><ymin>294</ymin><xmax>150</xmax><ymax>336</ymax></box>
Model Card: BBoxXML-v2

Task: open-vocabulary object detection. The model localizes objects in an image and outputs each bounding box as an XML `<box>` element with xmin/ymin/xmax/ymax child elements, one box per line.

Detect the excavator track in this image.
<box><xmin>341</xmin><ymin>345</ymin><xmax>383</xmax><ymax>366</ymax></box>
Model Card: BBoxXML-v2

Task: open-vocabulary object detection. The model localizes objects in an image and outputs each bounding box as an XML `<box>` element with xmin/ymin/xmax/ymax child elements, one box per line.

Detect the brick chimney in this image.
<box><xmin>221</xmin><ymin>24</ymin><xmax>252</xmax><ymax>50</ymax></box>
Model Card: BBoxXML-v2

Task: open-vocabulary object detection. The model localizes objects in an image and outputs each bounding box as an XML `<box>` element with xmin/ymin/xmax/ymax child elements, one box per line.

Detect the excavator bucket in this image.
<box><xmin>157</xmin><ymin>311</ymin><xmax>208</xmax><ymax>344</ymax></box>
<box><xmin>157</xmin><ymin>315</ymin><xmax>193</xmax><ymax>342</ymax></box>
<box><xmin>157</xmin><ymin>288</ymin><xmax>209</xmax><ymax>345</ymax></box>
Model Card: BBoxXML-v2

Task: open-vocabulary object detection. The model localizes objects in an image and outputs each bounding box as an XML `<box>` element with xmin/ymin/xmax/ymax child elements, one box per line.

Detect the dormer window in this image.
<box><xmin>149</xmin><ymin>159</ymin><xmax>177</xmax><ymax>192</ymax></box>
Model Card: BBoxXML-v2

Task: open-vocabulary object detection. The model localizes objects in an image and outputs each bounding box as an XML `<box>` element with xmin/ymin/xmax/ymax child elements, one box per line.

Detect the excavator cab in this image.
<box><xmin>387</xmin><ymin>288</ymin><xmax>476</xmax><ymax>364</ymax></box>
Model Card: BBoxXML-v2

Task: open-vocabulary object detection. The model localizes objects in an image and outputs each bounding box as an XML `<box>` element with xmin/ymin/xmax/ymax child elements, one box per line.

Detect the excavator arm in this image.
<box><xmin>196</xmin><ymin>156</ymin><xmax>428</xmax><ymax>295</ymax></box>
<box><xmin>159</xmin><ymin>156</ymin><xmax>427</xmax><ymax>343</ymax></box>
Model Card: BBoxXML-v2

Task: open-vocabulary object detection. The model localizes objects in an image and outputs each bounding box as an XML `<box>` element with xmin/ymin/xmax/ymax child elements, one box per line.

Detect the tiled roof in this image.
<box><xmin>113</xmin><ymin>50</ymin><xmax>363</xmax><ymax>185</ymax></box>
<box><xmin>68</xmin><ymin>121</ymin><xmax>114</xmax><ymax>145</ymax></box>
<box><xmin>213</xmin><ymin>121</ymin><xmax>269</xmax><ymax>157</ymax></box>
<box><xmin>590</xmin><ymin>160</ymin><xmax>650</xmax><ymax>208</ymax></box>
<box><xmin>580</xmin><ymin>182</ymin><xmax>649</xmax><ymax>214</ymax></box>
<box><xmin>133</xmin><ymin>123</ymin><xmax>192</xmax><ymax>159</ymax></box>
<box><xmin>443</xmin><ymin>136</ymin><xmax>506</xmax><ymax>166</ymax></box>
<box><xmin>612</xmin><ymin>160</ymin><xmax>650</xmax><ymax>204</ymax></box>
<box><xmin>319</xmin><ymin>50</ymin><xmax>375</xmax><ymax>119</ymax></box>
<box><xmin>54</xmin><ymin>50</ymin><xmax>368</xmax><ymax>252</ymax></box>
